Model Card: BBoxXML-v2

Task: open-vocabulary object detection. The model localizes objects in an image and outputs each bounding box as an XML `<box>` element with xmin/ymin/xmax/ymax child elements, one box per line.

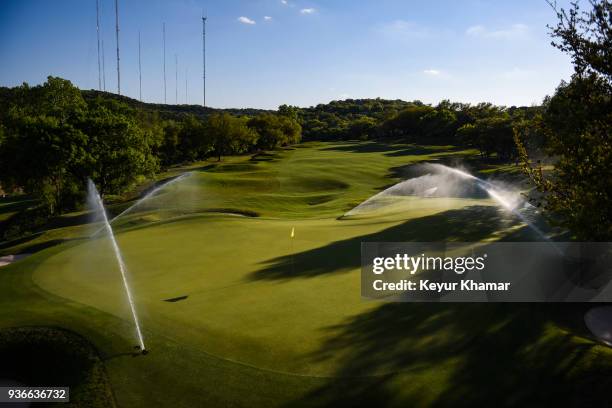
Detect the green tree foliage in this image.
<box><xmin>0</xmin><ymin>78</ymin><xmax>90</xmax><ymax>213</ymax></box>
<box><xmin>298</xmin><ymin>98</ymin><xmax>411</xmax><ymax>140</ymax></box>
<box><xmin>294</xmin><ymin>98</ymin><xmax>528</xmax><ymax>161</ymax></box>
<box><xmin>247</xmin><ymin>113</ymin><xmax>301</xmax><ymax>149</ymax></box>
<box><xmin>0</xmin><ymin>77</ymin><xmax>159</xmax><ymax>213</ymax></box>
<box><xmin>82</xmin><ymin>100</ymin><xmax>160</xmax><ymax>194</ymax></box>
<box><xmin>515</xmin><ymin>0</ymin><xmax>612</xmax><ymax>240</ymax></box>
<box><xmin>459</xmin><ymin>115</ymin><xmax>517</xmax><ymax>160</ymax></box>
<box><xmin>177</xmin><ymin>115</ymin><xmax>212</xmax><ymax>162</ymax></box>
<box><xmin>206</xmin><ymin>113</ymin><xmax>258</xmax><ymax>160</ymax></box>
<box><xmin>346</xmin><ymin>116</ymin><xmax>377</xmax><ymax>140</ymax></box>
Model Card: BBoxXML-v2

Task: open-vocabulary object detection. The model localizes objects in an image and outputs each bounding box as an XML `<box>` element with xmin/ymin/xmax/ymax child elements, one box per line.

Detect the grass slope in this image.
<box><xmin>1</xmin><ymin>141</ymin><xmax>611</xmax><ymax>407</ymax></box>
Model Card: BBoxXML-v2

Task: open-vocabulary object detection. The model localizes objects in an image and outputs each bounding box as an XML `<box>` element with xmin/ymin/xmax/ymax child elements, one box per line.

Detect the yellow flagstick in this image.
<box><xmin>290</xmin><ymin>227</ymin><xmax>295</xmax><ymax>274</ymax></box>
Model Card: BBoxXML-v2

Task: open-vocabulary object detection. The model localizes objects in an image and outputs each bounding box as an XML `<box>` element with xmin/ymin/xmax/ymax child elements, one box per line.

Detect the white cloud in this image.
<box><xmin>264</xmin><ymin>16</ymin><xmax>273</xmax><ymax>21</ymax></box>
<box><xmin>237</xmin><ymin>16</ymin><xmax>256</xmax><ymax>25</ymax></box>
<box><xmin>281</xmin><ymin>0</ymin><xmax>288</xmax><ymax>4</ymax></box>
<box><xmin>466</xmin><ymin>23</ymin><xmax>528</xmax><ymax>39</ymax></box>
<box><xmin>300</xmin><ymin>8</ymin><xmax>316</xmax><ymax>14</ymax></box>
<box><xmin>423</xmin><ymin>69</ymin><xmax>441</xmax><ymax>76</ymax></box>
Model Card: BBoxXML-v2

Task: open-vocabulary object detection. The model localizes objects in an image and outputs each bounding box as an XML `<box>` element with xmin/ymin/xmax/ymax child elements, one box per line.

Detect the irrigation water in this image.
<box><xmin>91</xmin><ymin>172</ymin><xmax>192</xmax><ymax>237</ymax></box>
<box><xmin>87</xmin><ymin>179</ymin><xmax>146</xmax><ymax>352</ymax></box>
<box><xmin>345</xmin><ymin>163</ymin><xmax>549</xmax><ymax>241</ymax></box>
<box><xmin>108</xmin><ymin>172</ymin><xmax>192</xmax><ymax>225</ymax></box>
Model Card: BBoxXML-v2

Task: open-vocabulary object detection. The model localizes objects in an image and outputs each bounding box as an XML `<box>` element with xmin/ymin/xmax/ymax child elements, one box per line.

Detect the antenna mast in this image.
<box><xmin>96</xmin><ymin>0</ymin><xmax>102</xmax><ymax>90</ymax></box>
<box><xmin>138</xmin><ymin>30</ymin><xmax>142</xmax><ymax>101</ymax></box>
<box><xmin>114</xmin><ymin>0</ymin><xmax>120</xmax><ymax>95</ymax></box>
<box><xmin>102</xmin><ymin>38</ymin><xmax>107</xmax><ymax>91</ymax></box>
<box><xmin>163</xmin><ymin>23</ymin><xmax>166</xmax><ymax>103</ymax></box>
<box><xmin>202</xmin><ymin>14</ymin><xmax>206</xmax><ymax>107</ymax></box>
<box><xmin>185</xmin><ymin>68</ymin><xmax>188</xmax><ymax>104</ymax></box>
<box><xmin>175</xmin><ymin>54</ymin><xmax>178</xmax><ymax>104</ymax></box>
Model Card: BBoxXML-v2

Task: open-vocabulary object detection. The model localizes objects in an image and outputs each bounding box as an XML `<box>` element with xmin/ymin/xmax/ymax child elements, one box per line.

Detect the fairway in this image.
<box><xmin>1</xmin><ymin>142</ymin><xmax>610</xmax><ymax>407</ymax></box>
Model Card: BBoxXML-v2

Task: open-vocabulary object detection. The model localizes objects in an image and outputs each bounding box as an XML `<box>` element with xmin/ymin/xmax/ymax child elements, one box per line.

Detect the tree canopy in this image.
<box><xmin>515</xmin><ymin>0</ymin><xmax>612</xmax><ymax>240</ymax></box>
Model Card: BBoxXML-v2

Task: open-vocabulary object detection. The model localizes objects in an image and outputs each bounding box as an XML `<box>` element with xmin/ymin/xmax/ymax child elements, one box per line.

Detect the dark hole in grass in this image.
<box><xmin>163</xmin><ymin>295</ymin><xmax>188</xmax><ymax>302</ymax></box>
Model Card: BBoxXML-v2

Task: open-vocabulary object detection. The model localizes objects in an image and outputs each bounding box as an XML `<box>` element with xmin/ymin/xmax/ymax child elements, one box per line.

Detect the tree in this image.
<box><xmin>0</xmin><ymin>77</ymin><xmax>164</xmax><ymax>213</ymax></box>
<box><xmin>347</xmin><ymin>116</ymin><xmax>377</xmax><ymax>140</ymax></box>
<box><xmin>248</xmin><ymin>114</ymin><xmax>286</xmax><ymax>150</ymax></box>
<box><xmin>83</xmin><ymin>102</ymin><xmax>159</xmax><ymax>194</ymax></box>
<box><xmin>379</xmin><ymin>105</ymin><xmax>435</xmax><ymax>139</ymax></box>
<box><xmin>278</xmin><ymin>104</ymin><xmax>300</xmax><ymax>122</ymax></box>
<box><xmin>515</xmin><ymin>0</ymin><xmax>612</xmax><ymax>240</ymax></box>
<box><xmin>177</xmin><ymin>115</ymin><xmax>212</xmax><ymax>161</ymax></box>
<box><xmin>160</xmin><ymin>120</ymin><xmax>181</xmax><ymax>165</ymax></box>
<box><xmin>0</xmin><ymin>77</ymin><xmax>90</xmax><ymax>213</ymax></box>
<box><xmin>206</xmin><ymin>113</ymin><xmax>258</xmax><ymax>160</ymax></box>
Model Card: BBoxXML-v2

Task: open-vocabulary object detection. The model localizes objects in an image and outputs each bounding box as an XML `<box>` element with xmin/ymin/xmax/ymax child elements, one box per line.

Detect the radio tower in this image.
<box><xmin>163</xmin><ymin>23</ymin><xmax>167</xmax><ymax>103</ymax></box>
<box><xmin>96</xmin><ymin>0</ymin><xmax>102</xmax><ymax>90</ymax></box>
<box><xmin>138</xmin><ymin>30</ymin><xmax>142</xmax><ymax>101</ymax></box>
<box><xmin>175</xmin><ymin>54</ymin><xmax>178</xmax><ymax>104</ymax></box>
<box><xmin>102</xmin><ymin>38</ymin><xmax>107</xmax><ymax>91</ymax></box>
<box><xmin>202</xmin><ymin>15</ymin><xmax>207</xmax><ymax>107</ymax></box>
<box><xmin>114</xmin><ymin>0</ymin><xmax>121</xmax><ymax>95</ymax></box>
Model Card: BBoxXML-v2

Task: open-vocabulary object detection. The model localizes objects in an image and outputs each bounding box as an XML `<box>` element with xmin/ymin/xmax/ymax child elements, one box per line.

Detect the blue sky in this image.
<box><xmin>0</xmin><ymin>0</ymin><xmax>574</xmax><ymax>109</ymax></box>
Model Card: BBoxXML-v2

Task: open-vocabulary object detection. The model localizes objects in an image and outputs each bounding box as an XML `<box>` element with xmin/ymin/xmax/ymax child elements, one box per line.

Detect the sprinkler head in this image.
<box><xmin>142</xmin><ymin>349</ymin><xmax>149</xmax><ymax>355</ymax></box>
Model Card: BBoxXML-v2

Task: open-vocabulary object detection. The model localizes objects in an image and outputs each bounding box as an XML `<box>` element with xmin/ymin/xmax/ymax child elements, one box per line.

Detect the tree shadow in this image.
<box><xmin>45</xmin><ymin>211</ymin><xmax>92</xmax><ymax>229</ymax></box>
<box><xmin>249</xmin><ymin>206</ymin><xmax>534</xmax><ymax>282</ymax></box>
<box><xmin>320</xmin><ymin>142</ymin><xmax>402</xmax><ymax>154</ymax></box>
<box><xmin>289</xmin><ymin>302</ymin><xmax>610</xmax><ymax>407</ymax></box>
<box><xmin>384</xmin><ymin>146</ymin><xmax>461</xmax><ymax>157</ymax></box>
<box><xmin>0</xmin><ymin>196</ymin><xmax>36</xmax><ymax>216</ymax></box>
<box><xmin>320</xmin><ymin>141</ymin><xmax>464</xmax><ymax>158</ymax></box>
<box><xmin>192</xmin><ymin>164</ymin><xmax>218</xmax><ymax>172</ymax></box>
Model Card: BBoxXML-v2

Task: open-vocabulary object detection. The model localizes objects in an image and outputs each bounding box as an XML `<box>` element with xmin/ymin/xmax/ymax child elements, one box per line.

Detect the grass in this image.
<box><xmin>0</xmin><ymin>327</ymin><xmax>116</xmax><ymax>407</ymax></box>
<box><xmin>1</xmin><ymin>140</ymin><xmax>611</xmax><ymax>407</ymax></box>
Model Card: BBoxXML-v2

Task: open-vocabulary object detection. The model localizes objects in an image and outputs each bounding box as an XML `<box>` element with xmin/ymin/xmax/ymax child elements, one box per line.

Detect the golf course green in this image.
<box><xmin>1</xmin><ymin>141</ymin><xmax>611</xmax><ymax>407</ymax></box>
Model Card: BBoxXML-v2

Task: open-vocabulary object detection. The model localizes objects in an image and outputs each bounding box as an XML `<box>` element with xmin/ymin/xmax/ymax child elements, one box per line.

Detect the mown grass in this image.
<box><xmin>0</xmin><ymin>326</ymin><xmax>116</xmax><ymax>407</ymax></box>
<box><xmin>1</xmin><ymin>141</ymin><xmax>611</xmax><ymax>407</ymax></box>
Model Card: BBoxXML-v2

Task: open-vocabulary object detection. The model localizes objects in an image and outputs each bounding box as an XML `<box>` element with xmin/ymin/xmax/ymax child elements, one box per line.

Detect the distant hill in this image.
<box><xmin>81</xmin><ymin>89</ymin><xmax>272</xmax><ymax>120</ymax></box>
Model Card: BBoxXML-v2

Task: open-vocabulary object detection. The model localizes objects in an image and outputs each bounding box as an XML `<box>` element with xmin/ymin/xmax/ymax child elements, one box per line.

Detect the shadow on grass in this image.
<box><xmin>319</xmin><ymin>142</ymin><xmax>400</xmax><ymax>154</ymax></box>
<box><xmin>250</xmin><ymin>206</ymin><xmax>532</xmax><ymax>281</ymax></box>
<box><xmin>192</xmin><ymin>164</ymin><xmax>218</xmax><ymax>172</ymax></box>
<box><xmin>46</xmin><ymin>211</ymin><xmax>92</xmax><ymax>230</ymax></box>
<box><xmin>289</xmin><ymin>303</ymin><xmax>611</xmax><ymax>407</ymax></box>
<box><xmin>0</xmin><ymin>196</ymin><xmax>37</xmax><ymax>216</ymax></box>
<box><xmin>0</xmin><ymin>326</ymin><xmax>116</xmax><ymax>406</ymax></box>
<box><xmin>320</xmin><ymin>141</ymin><xmax>464</xmax><ymax>158</ymax></box>
<box><xmin>383</xmin><ymin>145</ymin><xmax>460</xmax><ymax>157</ymax></box>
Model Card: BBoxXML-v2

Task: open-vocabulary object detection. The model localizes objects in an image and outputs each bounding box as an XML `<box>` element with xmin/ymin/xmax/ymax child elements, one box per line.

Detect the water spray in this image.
<box><xmin>429</xmin><ymin>164</ymin><xmax>551</xmax><ymax>242</ymax></box>
<box><xmin>344</xmin><ymin>163</ymin><xmax>552</xmax><ymax>242</ymax></box>
<box><xmin>88</xmin><ymin>180</ymin><xmax>147</xmax><ymax>353</ymax></box>
<box><xmin>92</xmin><ymin>172</ymin><xmax>192</xmax><ymax>237</ymax></box>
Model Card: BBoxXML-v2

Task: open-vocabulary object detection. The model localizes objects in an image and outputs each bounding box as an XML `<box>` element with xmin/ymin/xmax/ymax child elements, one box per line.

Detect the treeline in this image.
<box><xmin>291</xmin><ymin>99</ymin><xmax>541</xmax><ymax>161</ymax></box>
<box><xmin>0</xmin><ymin>77</ymin><xmax>301</xmax><ymax>214</ymax></box>
<box><xmin>81</xmin><ymin>89</ymin><xmax>271</xmax><ymax>121</ymax></box>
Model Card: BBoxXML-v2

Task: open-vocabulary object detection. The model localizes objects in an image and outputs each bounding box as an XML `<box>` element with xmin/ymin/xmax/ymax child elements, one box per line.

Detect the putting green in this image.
<box><xmin>2</xmin><ymin>141</ymin><xmax>611</xmax><ymax>407</ymax></box>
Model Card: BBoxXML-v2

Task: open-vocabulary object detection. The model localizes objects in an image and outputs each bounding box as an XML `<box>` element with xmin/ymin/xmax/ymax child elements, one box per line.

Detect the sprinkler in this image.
<box><xmin>88</xmin><ymin>179</ymin><xmax>146</xmax><ymax>352</ymax></box>
<box><xmin>134</xmin><ymin>345</ymin><xmax>149</xmax><ymax>355</ymax></box>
